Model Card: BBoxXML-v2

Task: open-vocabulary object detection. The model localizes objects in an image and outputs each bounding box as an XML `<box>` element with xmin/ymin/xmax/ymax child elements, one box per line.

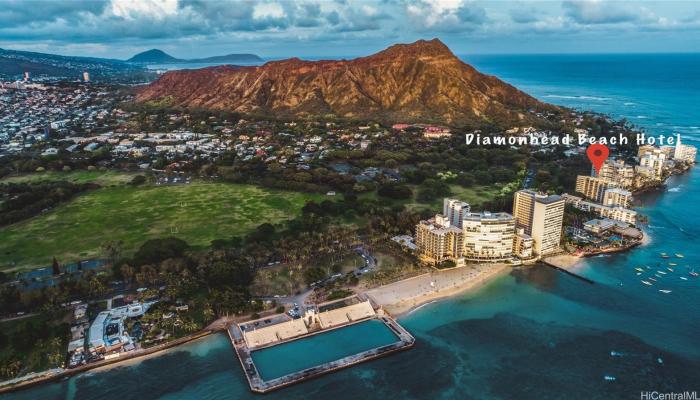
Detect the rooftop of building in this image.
<box><xmin>463</xmin><ymin>211</ymin><xmax>514</xmax><ymax>222</ymax></box>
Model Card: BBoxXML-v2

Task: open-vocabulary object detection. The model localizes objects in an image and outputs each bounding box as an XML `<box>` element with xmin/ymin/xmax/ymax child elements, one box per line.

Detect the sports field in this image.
<box><xmin>0</xmin><ymin>178</ymin><xmax>321</xmax><ymax>272</ymax></box>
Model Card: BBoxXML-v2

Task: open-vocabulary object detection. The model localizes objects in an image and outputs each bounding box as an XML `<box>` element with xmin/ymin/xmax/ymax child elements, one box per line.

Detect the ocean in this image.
<box><xmin>6</xmin><ymin>53</ymin><xmax>700</xmax><ymax>399</ymax></box>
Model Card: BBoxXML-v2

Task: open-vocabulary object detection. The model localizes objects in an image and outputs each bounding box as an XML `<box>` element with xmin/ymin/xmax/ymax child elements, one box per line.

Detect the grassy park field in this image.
<box><xmin>0</xmin><ymin>173</ymin><xmax>321</xmax><ymax>272</ymax></box>
<box><xmin>1</xmin><ymin>170</ymin><xmax>137</xmax><ymax>186</ymax></box>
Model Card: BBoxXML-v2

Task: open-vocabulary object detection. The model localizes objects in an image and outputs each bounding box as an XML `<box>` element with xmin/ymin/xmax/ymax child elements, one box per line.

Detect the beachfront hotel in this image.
<box><xmin>575</xmin><ymin>175</ymin><xmax>618</xmax><ymax>203</ymax></box>
<box><xmin>415</xmin><ymin>216</ymin><xmax>463</xmax><ymax>263</ymax></box>
<box><xmin>512</xmin><ymin>190</ymin><xmax>565</xmax><ymax>256</ymax></box>
<box><xmin>673</xmin><ymin>136</ymin><xmax>698</xmax><ymax>164</ymax></box>
<box><xmin>637</xmin><ymin>146</ymin><xmax>666</xmax><ymax>180</ymax></box>
<box><xmin>595</xmin><ymin>158</ymin><xmax>635</xmax><ymax>189</ymax></box>
<box><xmin>415</xmin><ymin>201</ymin><xmax>517</xmax><ymax>264</ymax></box>
<box><xmin>562</xmin><ymin>194</ymin><xmax>638</xmax><ymax>225</ymax></box>
<box><xmin>602</xmin><ymin>187</ymin><xmax>632</xmax><ymax>208</ymax></box>
<box><xmin>461</xmin><ymin>212</ymin><xmax>515</xmax><ymax>262</ymax></box>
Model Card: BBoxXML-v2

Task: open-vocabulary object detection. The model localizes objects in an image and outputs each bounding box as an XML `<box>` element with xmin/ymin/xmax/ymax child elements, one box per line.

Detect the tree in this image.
<box><xmin>51</xmin><ymin>257</ymin><xmax>60</xmax><ymax>275</ymax></box>
<box><xmin>102</xmin><ymin>240</ymin><xmax>124</xmax><ymax>264</ymax></box>
<box><xmin>378</xmin><ymin>183</ymin><xmax>413</xmax><ymax>199</ymax></box>
<box><xmin>120</xmin><ymin>263</ymin><xmax>135</xmax><ymax>284</ymax></box>
<box><xmin>303</xmin><ymin>266</ymin><xmax>326</xmax><ymax>285</ymax></box>
<box><xmin>130</xmin><ymin>175</ymin><xmax>147</xmax><ymax>186</ymax></box>
<box><xmin>133</xmin><ymin>237</ymin><xmax>189</xmax><ymax>266</ymax></box>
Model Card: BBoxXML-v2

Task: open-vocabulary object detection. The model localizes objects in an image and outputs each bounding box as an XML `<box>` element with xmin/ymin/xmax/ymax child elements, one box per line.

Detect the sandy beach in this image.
<box><xmin>365</xmin><ymin>263</ymin><xmax>512</xmax><ymax>316</ymax></box>
<box><xmin>542</xmin><ymin>253</ymin><xmax>584</xmax><ymax>270</ymax></box>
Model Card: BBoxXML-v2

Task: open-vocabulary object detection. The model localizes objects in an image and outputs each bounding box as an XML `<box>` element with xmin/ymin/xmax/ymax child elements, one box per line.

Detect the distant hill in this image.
<box><xmin>127</xmin><ymin>49</ymin><xmax>180</xmax><ymax>64</ymax></box>
<box><xmin>127</xmin><ymin>49</ymin><xmax>262</xmax><ymax>64</ymax></box>
<box><xmin>0</xmin><ymin>48</ymin><xmax>149</xmax><ymax>81</ymax></box>
<box><xmin>137</xmin><ymin>39</ymin><xmax>553</xmax><ymax>126</ymax></box>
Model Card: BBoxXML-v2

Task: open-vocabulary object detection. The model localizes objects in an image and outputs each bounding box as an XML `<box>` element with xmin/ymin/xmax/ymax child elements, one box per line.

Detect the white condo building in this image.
<box><xmin>461</xmin><ymin>212</ymin><xmax>515</xmax><ymax>262</ymax></box>
<box><xmin>674</xmin><ymin>136</ymin><xmax>698</xmax><ymax>164</ymax></box>
<box><xmin>415</xmin><ymin>200</ymin><xmax>515</xmax><ymax>264</ymax></box>
<box><xmin>443</xmin><ymin>198</ymin><xmax>470</xmax><ymax>229</ymax></box>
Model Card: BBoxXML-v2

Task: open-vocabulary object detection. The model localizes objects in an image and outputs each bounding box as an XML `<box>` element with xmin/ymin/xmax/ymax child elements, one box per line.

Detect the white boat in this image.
<box><xmin>668</xmin><ymin>263</ymin><xmax>677</xmax><ymax>266</ymax></box>
<box><xmin>636</xmin><ymin>272</ymin><xmax>642</xmax><ymax>276</ymax></box>
<box><xmin>690</xmin><ymin>271</ymin><xmax>699</xmax><ymax>277</ymax></box>
<box><xmin>649</xmin><ymin>277</ymin><xmax>657</xmax><ymax>282</ymax></box>
<box><xmin>657</xmin><ymin>271</ymin><xmax>667</xmax><ymax>275</ymax></box>
<box><xmin>635</xmin><ymin>267</ymin><xmax>644</xmax><ymax>272</ymax></box>
<box><xmin>675</xmin><ymin>254</ymin><xmax>684</xmax><ymax>258</ymax></box>
<box><xmin>680</xmin><ymin>277</ymin><xmax>688</xmax><ymax>281</ymax></box>
<box><xmin>659</xmin><ymin>289</ymin><xmax>672</xmax><ymax>293</ymax></box>
<box><xmin>604</xmin><ymin>375</ymin><xmax>616</xmax><ymax>381</ymax></box>
<box><xmin>667</xmin><ymin>268</ymin><xmax>674</xmax><ymax>272</ymax></box>
<box><xmin>641</xmin><ymin>280</ymin><xmax>653</xmax><ymax>286</ymax></box>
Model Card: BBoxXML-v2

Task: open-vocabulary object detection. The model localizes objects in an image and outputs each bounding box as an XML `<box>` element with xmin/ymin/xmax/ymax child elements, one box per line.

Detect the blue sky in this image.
<box><xmin>1</xmin><ymin>0</ymin><xmax>699</xmax><ymax>59</ymax></box>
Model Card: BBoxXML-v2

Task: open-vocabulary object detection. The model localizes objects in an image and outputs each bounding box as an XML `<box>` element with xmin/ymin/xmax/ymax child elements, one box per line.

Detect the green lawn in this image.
<box><xmin>0</xmin><ymin>182</ymin><xmax>321</xmax><ymax>272</ymax></box>
<box><xmin>1</xmin><ymin>170</ymin><xmax>137</xmax><ymax>186</ymax></box>
<box><xmin>402</xmin><ymin>183</ymin><xmax>503</xmax><ymax>211</ymax></box>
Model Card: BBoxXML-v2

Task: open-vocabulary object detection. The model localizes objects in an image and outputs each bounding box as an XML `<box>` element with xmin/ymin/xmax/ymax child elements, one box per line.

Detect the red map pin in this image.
<box><xmin>587</xmin><ymin>144</ymin><xmax>609</xmax><ymax>174</ymax></box>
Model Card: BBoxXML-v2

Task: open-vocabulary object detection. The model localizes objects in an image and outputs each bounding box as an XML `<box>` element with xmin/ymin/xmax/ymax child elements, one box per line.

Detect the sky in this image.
<box><xmin>1</xmin><ymin>0</ymin><xmax>699</xmax><ymax>59</ymax></box>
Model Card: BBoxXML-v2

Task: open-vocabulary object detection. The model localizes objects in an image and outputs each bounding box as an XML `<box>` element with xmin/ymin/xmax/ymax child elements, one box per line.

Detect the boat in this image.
<box><xmin>636</xmin><ymin>272</ymin><xmax>642</xmax><ymax>276</ymax></box>
<box><xmin>635</xmin><ymin>267</ymin><xmax>644</xmax><ymax>272</ymax></box>
<box><xmin>661</xmin><ymin>253</ymin><xmax>670</xmax><ymax>259</ymax></box>
<box><xmin>604</xmin><ymin>375</ymin><xmax>617</xmax><ymax>381</ymax></box>
<box><xmin>657</xmin><ymin>271</ymin><xmax>667</xmax><ymax>275</ymax></box>
<box><xmin>659</xmin><ymin>289</ymin><xmax>672</xmax><ymax>294</ymax></box>
<box><xmin>690</xmin><ymin>271</ymin><xmax>699</xmax><ymax>277</ymax></box>
<box><xmin>641</xmin><ymin>280</ymin><xmax>653</xmax><ymax>286</ymax></box>
<box><xmin>655</xmin><ymin>274</ymin><xmax>662</xmax><ymax>278</ymax></box>
<box><xmin>649</xmin><ymin>277</ymin><xmax>657</xmax><ymax>282</ymax></box>
<box><xmin>668</xmin><ymin>263</ymin><xmax>677</xmax><ymax>266</ymax></box>
<box><xmin>657</xmin><ymin>357</ymin><xmax>664</xmax><ymax>364</ymax></box>
<box><xmin>667</xmin><ymin>268</ymin><xmax>674</xmax><ymax>272</ymax></box>
<box><xmin>680</xmin><ymin>277</ymin><xmax>688</xmax><ymax>281</ymax></box>
<box><xmin>675</xmin><ymin>254</ymin><xmax>684</xmax><ymax>258</ymax></box>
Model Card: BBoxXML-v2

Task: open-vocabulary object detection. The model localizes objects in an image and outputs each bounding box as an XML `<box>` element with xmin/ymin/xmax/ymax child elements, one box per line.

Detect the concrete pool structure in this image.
<box><xmin>228</xmin><ymin>296</ymin><xmax>415</xmax><ymax>393</ymax></box>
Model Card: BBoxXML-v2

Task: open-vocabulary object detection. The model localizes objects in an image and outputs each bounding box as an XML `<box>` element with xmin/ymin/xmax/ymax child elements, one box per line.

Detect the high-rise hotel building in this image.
<box><xmin>513</xmin><ymin>190</ymin><xmax>565</xmax><ymax>256</ymax></box>
<box><xmin>415</xmin><ymin>200</ymin><xmax>516</xmax><ymax>263</ymax></box>
<box><xmin>415</xmin><ymin>215</ymin><xmax>463</xmax><ymax>263</ymax></box>
<box><xmin>595</xmin><ymin>159</ymin><xmax>635</xmax><ymax>189</ymax></box>
<box><xmin>461</xmin><ymin>212</ymin><xmax>515</xmax><ymax>262</ymax></box>
<box><xmin>443</xmin><ymin>198</ymin><xmax>470</xmax><ymax>229</ymax></box>
<box><xmin>575</xmin><ymin>175</ymin><xmax>618</xmax><ymax>203</ymax></box>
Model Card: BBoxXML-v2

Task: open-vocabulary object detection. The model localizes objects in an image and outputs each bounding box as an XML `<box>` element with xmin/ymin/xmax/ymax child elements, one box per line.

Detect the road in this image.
<box><xmin>253</xmin><ymin>246</ymin><xmax>378</xmax><ymax>308</ymax></box>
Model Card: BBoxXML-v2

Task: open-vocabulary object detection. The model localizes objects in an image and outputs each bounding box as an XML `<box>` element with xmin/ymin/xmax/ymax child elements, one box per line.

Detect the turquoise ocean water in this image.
<box><xmin>5</xmin><ymin>53</ymin><xmax>700</xmax><ymax>399</ymax></box>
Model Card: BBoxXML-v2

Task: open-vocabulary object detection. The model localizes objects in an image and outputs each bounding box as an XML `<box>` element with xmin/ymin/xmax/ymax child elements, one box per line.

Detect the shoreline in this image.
<box><xmin>366</xmin><ymin>263</ymin><xmax>512</xmax><ymax>317</ymax></box>
<box><xmin>545</xmin><ymin>225</ymin><xmax>652</xmax><ymax>272</ymax></box>
<box><xmin>0</xmin><ymin>329</ymin><xmax>217</xmax><ymax>394</ymax></box>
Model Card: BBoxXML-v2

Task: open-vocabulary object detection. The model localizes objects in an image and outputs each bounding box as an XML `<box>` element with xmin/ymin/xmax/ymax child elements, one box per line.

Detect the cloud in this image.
<box><xmin>0</xmin><ymin>0</ymin><xmax>107</xmax><ymax>28</ymax></box>
<box><xmin>509</xmin><ymin>6</ymin><xmax>541</xmax><ymax>24</ymax></box>
<box><xmin>327</xmin><ymin>3</ymin><xmax>391</xmax><ymax>32</ymax></box>
<box><xmin>562</xmin><ymin>0</ymin><xmax>641</xmax><ymax>24</ymax></box>
<box><xmin>0</xmin><ymin>0</ymin><xmax>698</xmax><ymax>58</ymax></box>
<box><xmin>405</xmin><ymin>0</ymin><xmax>487</xmax><ymax>32</ymax></box>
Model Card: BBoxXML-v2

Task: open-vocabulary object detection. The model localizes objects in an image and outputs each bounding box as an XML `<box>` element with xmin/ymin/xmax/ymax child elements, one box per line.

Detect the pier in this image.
<box><xmin>227</xmin><ymin>298</ymin><xmax>415</xmax><ymax>393</ymax></box>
